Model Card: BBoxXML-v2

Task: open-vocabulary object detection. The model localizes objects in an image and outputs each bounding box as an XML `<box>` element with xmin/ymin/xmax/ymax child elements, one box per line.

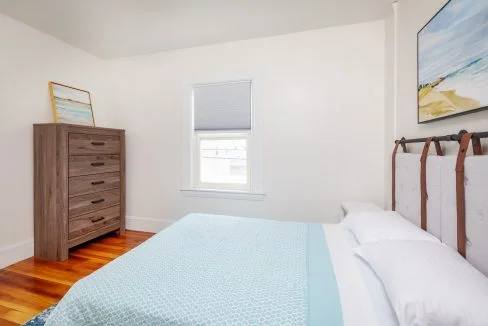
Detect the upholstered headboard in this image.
<box><xmin>393</xmin><ymin>147</ymin><xmax>488</xmax><ymax>277</ymax></box>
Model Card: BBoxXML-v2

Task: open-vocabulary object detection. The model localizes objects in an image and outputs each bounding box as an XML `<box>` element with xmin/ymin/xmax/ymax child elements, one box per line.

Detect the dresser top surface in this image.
<box><xmin>34</xmin><ymin>123</ymin><xmax>125</xmax><ymax>132</ymax></box>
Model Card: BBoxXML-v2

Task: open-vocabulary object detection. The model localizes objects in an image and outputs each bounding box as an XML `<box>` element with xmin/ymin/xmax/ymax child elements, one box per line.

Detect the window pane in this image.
<box><xmin>200</xmin><ymin>138</ymin><xmax>247</xmax><ymax>185</ymax></box>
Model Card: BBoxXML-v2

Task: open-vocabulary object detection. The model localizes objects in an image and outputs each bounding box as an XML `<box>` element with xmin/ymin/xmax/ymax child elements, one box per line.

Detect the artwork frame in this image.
<box><xmin>49</xmin><ymin>81</ymin><xmax>96</xmax><ymax>127</ymax></box>
<box><xmin>417</xmin><ymin>0</ymin><xmax>488</xmax><ymax>124</ymax></box>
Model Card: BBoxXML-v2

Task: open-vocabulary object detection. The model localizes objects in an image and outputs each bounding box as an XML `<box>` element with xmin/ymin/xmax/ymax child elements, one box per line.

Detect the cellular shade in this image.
<box><xmin>194</xmin><ymin>81</ymin><xmax>251</xmax><ymax>131</ymax></box>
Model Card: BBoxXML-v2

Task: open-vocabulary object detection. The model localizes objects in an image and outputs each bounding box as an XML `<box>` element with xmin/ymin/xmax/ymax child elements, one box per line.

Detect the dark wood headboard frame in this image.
<box><xmin>391</xmin><ymin>130</ymin><xmax>488</xmax><ymax>258</ymax></box>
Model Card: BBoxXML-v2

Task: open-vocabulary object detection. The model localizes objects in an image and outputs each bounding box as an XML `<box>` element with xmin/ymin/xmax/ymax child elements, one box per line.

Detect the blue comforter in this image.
<box><xmin>46</xmin><ymin>214</ymin><xmax>343</xmax><ymax>325</ymax></box>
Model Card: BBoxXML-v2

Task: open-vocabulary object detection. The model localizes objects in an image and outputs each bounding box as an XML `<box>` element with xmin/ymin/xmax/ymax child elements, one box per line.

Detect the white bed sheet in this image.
<box><xmin>322</xmin><ymin>224</ymin><xmax>398</xmax><ymax>326</ymax></box>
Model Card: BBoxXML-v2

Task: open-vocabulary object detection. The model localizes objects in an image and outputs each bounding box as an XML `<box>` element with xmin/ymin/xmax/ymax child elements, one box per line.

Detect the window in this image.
<box><xmin>192</xmin><ymin>81</ymin><xmax>252</xmax><ymax>191</ymax></box>
<box><xmin>195</xmin><ymin>133</ymin><xmax>249</xmax><ymax>190</ymax></box>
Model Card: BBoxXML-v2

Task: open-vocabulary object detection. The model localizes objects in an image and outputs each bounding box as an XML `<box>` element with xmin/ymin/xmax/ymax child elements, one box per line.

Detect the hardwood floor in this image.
<box><xmin>0</xmin><ymin>230</ymin><xmax>153</xmax><ymax>326</ymax></box>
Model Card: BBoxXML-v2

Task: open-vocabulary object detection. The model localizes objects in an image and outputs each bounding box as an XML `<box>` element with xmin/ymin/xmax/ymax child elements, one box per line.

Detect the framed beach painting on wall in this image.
<box><xmin>49</xmin><ymin>82</ymin><xmax>95</xmax><ymax>126</ymax></box>
<box><xmin>418</xmin><ymin>0</ymin><xmax>488</xmax><ymax>123</ymax></box>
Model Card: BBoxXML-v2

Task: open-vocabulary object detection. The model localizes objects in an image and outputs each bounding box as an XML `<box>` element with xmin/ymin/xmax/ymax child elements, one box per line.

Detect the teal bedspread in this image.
<box><xmin>45</xmin><ymin>214</ymin><xmax>343</xmax><ymax>325</ymax></box>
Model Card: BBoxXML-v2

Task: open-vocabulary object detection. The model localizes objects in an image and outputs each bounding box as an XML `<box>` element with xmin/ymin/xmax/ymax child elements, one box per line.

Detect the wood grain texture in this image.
<box><xmin>119</xmin><ymin>131</ymin><xmax>126</xmax><ymax>233</ymax></box>
<box><xmin>56</xmin><ymin>125</ymin><xmax>69</xmax><ymax>261</ymax></box>
<box><xmin>68</xmin><ymin>224</ymin><xmax>121</xmax><ymax>248</ymax></box>
<box><xmin>0</xmin><ymin>231</ymin><xmax>153</xmax><ymax>326</ymax></box>
<box><xmin>69</xmin><ymin>133</ymin><xmax>120</xmax><ymax>155</ymax></box>
<box><xmin>69</xmin><ymin>172</ymin><xmax>121</xmax><ymax>197</ymax></box>
<box><xmin>34</xmin><ymin>125</ymin><xmax>56</xmax><ymax>260</ymax></box>
<box><xmin>69</xmin><ymin>205</ymin><xmax>121</xmax><ymax>239</ymax></box>
<box><xmin>33</xmin><ymin>125</ymin><xmax>68</xmax><ymax>261</ymax></box>
<box><xmin>69</xmin><ymin>155</ymin><xmax>120</xmax><ymax>177</ymax></box>
<box><xmin>68</xmin><ymin>188</ymin><xmax>120</xmax><ymax>218</ymax></box>
<box><xmin>34</xmin><ymin>124</ymin><xmax>126</xmax><ymax>261</ymax></box>
<box><xmin>34</xmin><ymin>123</ymin><xmax>125</xmax><ymax>133</ymax></box>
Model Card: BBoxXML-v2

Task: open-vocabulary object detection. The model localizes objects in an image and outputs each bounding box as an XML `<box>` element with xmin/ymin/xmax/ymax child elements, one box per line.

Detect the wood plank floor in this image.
<box><xmin>0</xmin><ymin>230</ymin><xmax>154</xmax><ymax>326</ymax></box>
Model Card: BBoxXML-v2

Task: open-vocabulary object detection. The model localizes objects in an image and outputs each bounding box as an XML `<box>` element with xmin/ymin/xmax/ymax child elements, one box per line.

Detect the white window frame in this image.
<box><xmin>181</xmin><ymin>79</ymin><xmax>264</xmax><ymax>200</ymax></box>
<box><xmin>193</xmin><ymin>131</ymin><xmax>251</xmax><ymax>191</ymax></box>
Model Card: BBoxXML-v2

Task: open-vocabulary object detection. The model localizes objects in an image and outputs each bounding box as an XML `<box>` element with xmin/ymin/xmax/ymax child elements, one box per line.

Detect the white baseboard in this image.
<box><xmin>0</xmin><ymin>217</ymin><xmax>172</xmax><ymax>269</ymax></box>
<box><xmin>126</xmin><ymin>216</ymin><xmax>175</xmax><ymax>233</ymax></box>
<box><xmin>0</xmin><ymin>238</ymin><xmax>34</xmax><ymax>270</ymax></box>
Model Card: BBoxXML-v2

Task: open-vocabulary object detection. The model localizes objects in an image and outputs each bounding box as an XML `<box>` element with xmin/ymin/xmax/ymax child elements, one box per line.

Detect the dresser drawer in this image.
<box><xmin>69</xmin><ymin>172</ymin><xmax>120</xmax><ymax>197</ymax></box>
<box><xmin>68</xmin><ymin>205</ymin><xmax>121</xmax><ymax>240</ymax></box>
<box><xmin>69</xmin><ymin>155</ymin><xmax>120</xmax><ymax>177</ymax></box>
<box><xmin>69</xmin><ymin>133</ymin><xmax>120</xmax><ymax>155</ymax></box>
<box><xmin>69</xmin><ymin>188</ymin><xmax>120</xmax><ymax>218</ymax></box>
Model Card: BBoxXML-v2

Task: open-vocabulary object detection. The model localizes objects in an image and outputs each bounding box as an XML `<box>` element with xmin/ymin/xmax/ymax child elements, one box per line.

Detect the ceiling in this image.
<box><xmin>0</xmin><ymin>0</ymin><xmax>391</xmax><ymax>59</ymax></box>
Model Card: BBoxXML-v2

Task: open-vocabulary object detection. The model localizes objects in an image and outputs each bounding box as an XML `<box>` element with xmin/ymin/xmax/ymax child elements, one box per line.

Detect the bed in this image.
<box><xmin>45</xmin><ymin>213</ymin><xmax>396</xmax><ymax>326</ymax></box>
<box><xmin>45</xmin><ymin>135</ymin><xmax>488</xmax><ymax>325</ymax></box>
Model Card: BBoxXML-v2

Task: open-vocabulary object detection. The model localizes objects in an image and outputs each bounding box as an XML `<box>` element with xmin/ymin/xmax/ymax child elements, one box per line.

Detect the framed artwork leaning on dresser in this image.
<box><xmin>49</xmin><ymin>81</ymin><xmax>96</xmax><ymax>126</ymax></box>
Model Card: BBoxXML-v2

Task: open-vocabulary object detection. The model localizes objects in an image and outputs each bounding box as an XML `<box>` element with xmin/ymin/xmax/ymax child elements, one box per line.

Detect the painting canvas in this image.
<box><xmin>49</xmin><ymin>82</ymin><xmax>95</xmax><ymax>126</ymax></box>
<box><xmin>418</xmin><ymin>0</ymin><xmax>488</xmax><ymax>123</ymax></box>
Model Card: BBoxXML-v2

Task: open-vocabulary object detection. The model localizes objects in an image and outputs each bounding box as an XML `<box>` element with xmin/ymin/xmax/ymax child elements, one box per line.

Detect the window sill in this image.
<box><xmin>180</xmin><ymin>188</ymin><xmax>266</xmax><ymax>201</ymax></box>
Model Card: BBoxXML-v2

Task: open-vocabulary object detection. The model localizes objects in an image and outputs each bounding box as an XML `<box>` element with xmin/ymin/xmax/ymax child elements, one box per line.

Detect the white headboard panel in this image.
<box><xmin>394</xmin><ymin>152</ymin><xmax>488</xmax><ymax>277</ymax></box>
<box><xmin>395</xmin><ymin>153</ymin><xmax>421</xmax><ymax>226</ymax></box>
<box><xmin>464</xmin><ymin>156</ymin><xmax>488</xmax><ymax>275</ymax></box>
<box><xmin>439</xmin><ymin>156</ymin><xmax>457</xmax><ymax>251</ymax></box>
<box><xmin>426</xmin><ymin>156</ymin><xmax>442</xmax><ymax>239</ymax></box>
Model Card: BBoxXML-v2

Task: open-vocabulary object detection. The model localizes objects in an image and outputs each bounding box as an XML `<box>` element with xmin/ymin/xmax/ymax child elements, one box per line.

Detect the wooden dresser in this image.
<box><xmin>34</xmin><ymin>124</ymin><xmax>125</xmax><ymax>261</ymax></box>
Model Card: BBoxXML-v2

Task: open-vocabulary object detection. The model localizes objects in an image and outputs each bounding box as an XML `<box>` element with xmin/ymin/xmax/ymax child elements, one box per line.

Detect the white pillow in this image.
<box><xmin>343</xmin><ymin>211</ymin><xmax>440</xmax><ymax>244</ymax></box>
<box><xmin>355</xmin><ymin>241</ymin><xmax>488</xmax><ymax>326</ymax></box>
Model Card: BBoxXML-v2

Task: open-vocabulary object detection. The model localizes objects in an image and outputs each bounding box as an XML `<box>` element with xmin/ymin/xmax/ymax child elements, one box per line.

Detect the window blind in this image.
<box><xmin>193</xmin><ymin>81</ymin><xmax>252</xmax><ymax>131</ymax></box>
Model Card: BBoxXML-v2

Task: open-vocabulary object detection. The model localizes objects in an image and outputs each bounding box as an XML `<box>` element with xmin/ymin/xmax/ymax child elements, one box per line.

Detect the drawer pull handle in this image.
<box><xmin>91</xmin><ymin>162</ymin><xmax>105</xmax><ymax>167</ymax></box>
<box><xmin>91</xmin><ymin>198</ymin><xmax>105</xmax><ymax>204</ymax></box>
<box><xmin>91</xmin><ymin>181</ymin><xmax>105</xmax><ymax>185</ymax></box>
<box><xmin>91</xmin><ymin>142</ymin><xmax>105</xmax><ymax>146</ymax></box>
<box><xmin>91</xmin><ymin>216</ymin><xmax>105</xmax><ymax>223</ymax></box>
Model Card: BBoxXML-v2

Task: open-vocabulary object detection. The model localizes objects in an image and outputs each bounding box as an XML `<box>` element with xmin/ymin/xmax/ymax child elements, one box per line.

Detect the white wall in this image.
<box><xmin>384</xmin><ymin>8</ymin><xmax>395</xmax><ymax>208</ymax></box>
<box><xmin>383</xmin><ymin>0</ymin><xmax>488</xmax><ymax>209</ymax></box>
<box><xmin>0</xmin><ymin>16</ymin><xmax>386</xmax><ymax>268</ymax></box>
<box><xmin>395</xmin><ymin>0</ymin><xmax>488</xmax><ymax>153</ymax></box>
<box><xmin>0</xmin><ymin>13</ymin><xmax>112</xmax><ymax>268</ymax></box>
<box><xmin>110</xmin><ymin>20</ymin><xmax>386</xmax><ymax>229</ymax></box>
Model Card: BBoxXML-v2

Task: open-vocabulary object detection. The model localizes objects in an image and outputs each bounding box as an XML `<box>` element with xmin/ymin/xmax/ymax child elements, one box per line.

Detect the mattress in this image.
<box><xmin>45</xmin><ymin>214</ymin><xmax>391</xmax><ymax>326</ymax></box>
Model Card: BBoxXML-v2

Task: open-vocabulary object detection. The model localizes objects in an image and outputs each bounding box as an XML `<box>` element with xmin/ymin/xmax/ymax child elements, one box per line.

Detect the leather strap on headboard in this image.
<box><xmin>392</xmin><ymin>138</ymin><xmax>407</xmax><ymax>211</ymax></box>
<box><xmin>420</xmin><ymin>138</ymin><xmax>443</xmax><ymax>231</ymax></box>
<box><xmin>456</xmin><ymin>133</ymin><xmax>484</xmax><ymax>257</ymax></box>
<box><xmin>455</xmin><ymin>133</ymin><xmax>476</xmax><ymax>257</ymax></box>
<box><xmin>472</xmin><ymin>135</ymin><xmax>483</xmax><ymax>156</ymax></box>
<box><xmin>456</xmin><ymin>134</ymin><xmax>470</xmax><ymax>257</ymax></box>
<box><xmin>434</xmin><ymin>140</ymin><xmax>443</xmax><ymax>157</ymax></box>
